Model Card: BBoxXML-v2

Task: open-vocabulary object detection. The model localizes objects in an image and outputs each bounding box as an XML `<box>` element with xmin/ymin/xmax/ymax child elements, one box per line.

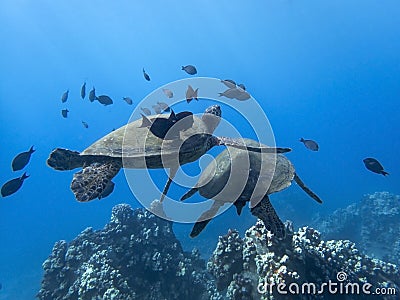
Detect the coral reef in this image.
<box><xmin>313</xmin><ymin>192</ymin><xmax>400</xmax><ymax>265</ymax></box>
<box><xmin>209</xmin><ymin>220</ymin><xmax>399</xmax><ymax>299</ymax></box>
<box><xmin>37</xmin><ymin>204</ymin><xmax>219</xmax><ymax>300</ymax></box>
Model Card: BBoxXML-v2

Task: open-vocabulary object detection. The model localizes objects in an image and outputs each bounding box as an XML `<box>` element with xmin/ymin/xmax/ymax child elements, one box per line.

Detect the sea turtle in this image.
<box><xmin>180</xmin><ymin>138</ymin><xmax>323</xmax><ymax>239</ymax></box>
<box><xmin>47</xmin><ymin>105</ymin><xmax>291</xmax><ymax>202</ymax></box>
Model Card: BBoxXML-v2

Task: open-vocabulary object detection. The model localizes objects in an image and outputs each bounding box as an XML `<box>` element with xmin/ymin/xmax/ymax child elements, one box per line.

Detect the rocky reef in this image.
<box><xmin>37</xmin><ymin>204</ymin><xmax>218</xmax><ymax>300</ymax></box>
<box><xmin>39</xmin><ymin>201</ymin><xmax>399</xmax><ymax>299</ymax></box>
<box><xmin>313</xmin><ymin>191</ymin><xmax>400</xmax><ymax>266</ymax></box>
<box><xmin>209</xmin><ymin>221</ymin><xmax>399</xmax><ymax>299</ymax></box>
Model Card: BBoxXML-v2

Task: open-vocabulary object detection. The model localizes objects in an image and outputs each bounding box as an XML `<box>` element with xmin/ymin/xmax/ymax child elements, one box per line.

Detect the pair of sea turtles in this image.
<box><xmin>47</xmin><ymin>105</ymin><xmax>322</xmax><ymax>238</ymax></box>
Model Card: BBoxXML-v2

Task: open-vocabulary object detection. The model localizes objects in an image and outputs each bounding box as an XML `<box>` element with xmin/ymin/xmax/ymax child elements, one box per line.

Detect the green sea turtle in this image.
<box><xmin>181</xmin><ymin>139</ymin><xmax>323</xmax><ymax>239</ymax></box>
<box><xmin>47</xmin><ymin>105</ymin><xmax>291</xmax><ymax>202</ymax></box>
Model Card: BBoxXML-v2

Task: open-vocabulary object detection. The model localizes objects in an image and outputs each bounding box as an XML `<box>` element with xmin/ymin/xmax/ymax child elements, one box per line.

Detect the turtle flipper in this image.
<box><xmin>190</xmin><ymin>201</ymin><xmax>223</xmax><ymax>238</ymax></box>
<box><xmin>47</xmin><ymin>148</ymin><xmax>84</xmax><ymax>170</ymax></box>
<box><xmin>251</xmin><ymin>195</ymin><xmax>286</xmax><ymax>239</ymax></box>
<box><xmin>160</xmin><ymin>166</ymin><xmax>178</xmax><ymax>202</ymax></box>
<box><xmin>71</xmin><ymin>161</ymin><xmax>122</xmax><ymax>202</ymax></box>
<box><xmin>293</xmin><ymin>173</ymin><xmax>323</xmax><ymax>204</ymax></box>
<box><xmin>180</xmin><ymin>187</ymin><xmax>199</xmax><ymax>201</ymax></box>
<box><xmin>217</xmin><ymin>137</ymin><xmax>291</xmax><ymax>154</ymax></box>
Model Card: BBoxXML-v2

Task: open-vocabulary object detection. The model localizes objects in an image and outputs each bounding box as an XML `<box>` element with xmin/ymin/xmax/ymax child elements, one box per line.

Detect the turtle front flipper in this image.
<box><xmin>71</xmin><ymin>161</ymin><xmax>122</xmax><ymax>202</ymax></box>
<box><xmin>293</xmin><ymin>173</ymin><xmax>323</xmax><ymax>204</ymax></box>
<box><xmin>251</xmin><ymin>195</ymin><xmax>286</xmax><ymax>239</ymax></box>
<box><xmin>190</xmin><ymin>201</ymin><xmax>224</xmax><ymax>238</ymax></box>
<box><xmin>160</xmin><ymin>166</ymin><xmax>178</xmax><ymax>202</ymax></box>
<box><xmin>216</xmin><ymin>137</ymin><xmax>291</xmax><ymax>154</ymax></box>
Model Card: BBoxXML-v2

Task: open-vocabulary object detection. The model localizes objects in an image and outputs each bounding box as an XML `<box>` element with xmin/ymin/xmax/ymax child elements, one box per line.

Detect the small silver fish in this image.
<box><xmin>141</xmin><ymin>107</ymin><xmax>151</xmax><ymax>116</ymax></box>
<box><xmin>123</xmin><ymin>97</ymin><xmax>133</xmax><ymax>105</ymax></box>
<box><xmin>61</xmin><ymin>109</ymin><xmax>69</xmax><ymax>118</ymax></box>
<box><xmin>143</xmin><ymin>68</ymin><xmax>151</xmax><ymax>81</ymax></box>
<box><xmin>182</xmin><ymin>65</ymin><xmax>197</xmax><ymax>75</ymax></box>
<box><xmin>81</xmin><ymin>82</ymin><xmax>86</xmax><ymax>99</ymax></box>
<box><xmin>300</xmin><ymin>138</ymin><xmax>319</xmax><ymax>151</ymax></box>
<box><xmin>89</xmin><ymin>87</ymin><xmax>96</xmax><ymax>102</ymax></box>
<box><xmin>186</xmin><ymin>85</ymin><xmax>199</xmax><ymax>103</ymax></box>
<box><xmin>162</xmin><ymin>88</ymin><xmax>174</xmax><ymax>98</ymax></box>
<box><xmin>82</xmin><ymin>121</ymin><xmax>89</xmax><ymax>128</ymax></box>
<box><xmin>61</xmin><ymin>90</ymin><xmax>69</xmax><ymax>103</ymax></box>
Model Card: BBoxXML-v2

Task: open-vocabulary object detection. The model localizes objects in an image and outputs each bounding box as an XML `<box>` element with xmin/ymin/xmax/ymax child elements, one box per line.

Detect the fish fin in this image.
<box><xmin>186</xmin><ymin>98</ymin><xmax>192</xmax><ymax>103</ymax></box>
<box><xmin>293</xmin><ymin>173</ymin><xmax>323</xmax><ymax>203</ymax></box>
<box><xmin>381</xmin><ymin>171</ymin><xmax>389</xmax><ymax>176</ymax></box>
<box><xmin>71</xmin><ymin>161</ymin><xmax>121</xmax><ymax>202</ymax></box>
<box><xmin>21</xmin><ymin>172</ymin><xmax>29</xmax><ymax>180</ymax></box>
<box><xmin>139</xmin><ymin>114</ymin><xmax>152</xmax><ymax>128</ymax></box>
<box><xmin>160</xmin><ymin>166</ymin><xmax>178</xmax><ymax>202</ymax></box>
<box><xmin>29</xmin><ymin>146</ymin><xmax>35</xmax><ymax>153</ymax></box>
<box><xmin>251</xmin><ymin>195</ymin><xmax>285</xmax><ymax>239</ymax></box>
<box><xmin>181</xmin><ymin>66</ymin><xmax>184</xmax><ymax>70</ymax></box>
<box><xmin>299</xmin><ymin>138</ymin><xmax>305</xmax><ymax>142</ymax></box>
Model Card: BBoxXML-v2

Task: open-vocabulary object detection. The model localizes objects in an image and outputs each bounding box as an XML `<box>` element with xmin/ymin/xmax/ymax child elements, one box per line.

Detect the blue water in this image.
<box><xmin>1</xmin><ymin>1</ymin><xmax>399</xmax><ymax>298</ymax></box>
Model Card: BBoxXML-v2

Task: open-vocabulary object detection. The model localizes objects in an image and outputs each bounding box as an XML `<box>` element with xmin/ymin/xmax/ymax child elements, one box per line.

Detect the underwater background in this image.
<box><xmin>0</xmin><ymin>1</ymin><xmax>399</xmax><ymax>299</ymax></box>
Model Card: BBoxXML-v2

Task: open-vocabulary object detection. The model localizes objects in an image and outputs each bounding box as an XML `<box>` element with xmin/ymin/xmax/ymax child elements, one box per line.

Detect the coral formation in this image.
<box><xmin>209</xmin><ymin>220</ymin><xmax>399</xmax><ymax>299</ymax></box>
<box><xmin>37</xmin><ymin>204</ymin><xmax>218</xmax><ymax>300</ymax></box>
<box><xmin>313</xmin><ymin>192</ymin><xmax>400</xmax><ymax>265</ymax></box>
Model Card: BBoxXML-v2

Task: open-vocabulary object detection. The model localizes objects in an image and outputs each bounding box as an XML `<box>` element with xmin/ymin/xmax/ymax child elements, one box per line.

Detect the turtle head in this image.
<box><xmin>202</xmin><ymin>105</ymin><xmax>221</xmax><ymax>134</ymax></box>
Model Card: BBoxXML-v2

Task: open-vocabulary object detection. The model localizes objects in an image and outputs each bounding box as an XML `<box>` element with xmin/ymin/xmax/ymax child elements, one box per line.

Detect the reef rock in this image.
<box><xmin>313</xmin><ymin>192</ymin><xmax>400</xmax><ymax>265</ymax></box>
<box><xmin>38</xmin><ymin>204</ymin><xmax>219</xmax><ymax>300</ymax></box>
<box><xmin>208</xmin><ymin>220</ymin><xmax>399</xmax><ymax>299</ymax></box>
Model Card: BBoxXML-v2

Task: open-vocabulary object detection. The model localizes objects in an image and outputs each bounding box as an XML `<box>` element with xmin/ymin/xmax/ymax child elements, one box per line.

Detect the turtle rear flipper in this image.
<box><xmin>190</xmin><ymin>201</ymin><xmax>223</xmax><ymax>238</ymax></box>
<box><xmin>251</xmin><ymin>195</ymin><xmax>285</xmax><ymax>239</ymax></box>
<box><xmin>71</xmin><ymin>161</ymin><xmax>121</xmax><ymax>202</ymax></box>
<box><xmin>47</xmin><ymin>148</ymin><xmax>84</xmax><ymax>170</ymax></box>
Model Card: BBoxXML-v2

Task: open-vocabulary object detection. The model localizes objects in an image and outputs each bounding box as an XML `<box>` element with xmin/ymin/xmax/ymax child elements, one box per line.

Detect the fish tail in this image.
<box><xmin>21</xmin><ymin>172</ymin><xmax>29</xmax><ymax>180</ymax></box>
<box><xmin>181</xmin><ymin>66</ymin><xmax>184</xmax><ymax>70</ymax></box>
<box><xmin>29</xmin><ymin>146</ymin><xmax>35</xmax><ymax>153</ymax></box>
<box><xmin>381</xmin><ymin>171</ymin><xmax>389</xmax><ymax>176</ymax></box>
<box><xmin>299</xmin><ymin>138</ymin><xmax>304</xmax><ymax>142</ymax></box>
<box><xmin>187</xmin><ymin>98</ymin><xmax>192</xmax><ymax>104</ymax></box>
<box><xmin>218</xmin><ymin>93</ymin><xmax>223</xmax><ymax>97</ymax></box>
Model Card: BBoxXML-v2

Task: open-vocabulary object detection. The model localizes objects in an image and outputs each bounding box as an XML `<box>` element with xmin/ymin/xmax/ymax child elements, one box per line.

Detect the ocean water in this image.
<box><xmin>0</xmin><ymin>1</ymin><xmax>399</xmax><ymax>299</ymax></box>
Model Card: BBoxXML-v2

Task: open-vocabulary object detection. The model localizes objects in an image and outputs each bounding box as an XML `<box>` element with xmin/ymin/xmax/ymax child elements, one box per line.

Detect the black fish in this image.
<box><xmin>149</xmin><ymin>110</ymin><xmax>179</xmax><ymax>139</ymax></box>
<box><xmin>82</xmin><ymin>121</ymin><xmax>89</xmax><ymax>128</ymax></box>
<box><xmin>363</xmin><ymin>158</ymin><xmax>389</xmax><ymax>176</ymax></box>
<box><xmin>61</xmin><ymin>90</ymin><xmax>69</xmax><ymax>103</ymax></box>
<box><xmin>1</xmin><ymin>172</ymin><xmax>29</xmax><ymax>197</ymax></box>
<box><xmin>300</xmin><ymin>138</ymin><xmax>319</xmax><ymax>151</ymax></box>
<box><xmin>81</xmin><ymin>82</ymin><xmax>86</xmax><ymax>99</ymax></box>
<box><xmin>96</xmin><ymin>95</ymin><xmax>113</xmax><ymax>106</ymax></box>
<box><xmin>182</xmin><ymin>65</ymin><xmax>197</xmax><ymax>75</ymax></box>
<box><xmin>89</xmin><ymin>87</ymin><xmax>96</xmax><ymax>102</ymax></box>
<box><xmin>98</xmin><ymin>181</ymin><xmax>115</xmax><ymax>199</ymax></box>
<box><xmin>143</xmin><ymin>68</ymin><xmax>151</xmax><ymax>81</ymax></box>
<box><xmin>11</xmin><ymin>146</ymin><xmax>35</xmax><ymax>171</ymax></box>
<box><xmin>61</xmin><ymin>109</ymin><xmax>69</xmax><ymax>118</ymax></box>
<box><xmin>123</xmin><ymin>97</ymin><xmax>133</xmax><ymax>105</ymax></box>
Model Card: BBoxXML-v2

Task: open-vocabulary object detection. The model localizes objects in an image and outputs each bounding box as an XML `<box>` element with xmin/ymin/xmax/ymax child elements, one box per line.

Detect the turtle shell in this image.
<box><xmin>194</xmin><ymin>138</ymin><xmax>295</xmax><ymax>205</ymax></box>
<box><xmin>81</xmin><ymin>114</ymin><xmax>212</xmax><ymax>169</ymax></box>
